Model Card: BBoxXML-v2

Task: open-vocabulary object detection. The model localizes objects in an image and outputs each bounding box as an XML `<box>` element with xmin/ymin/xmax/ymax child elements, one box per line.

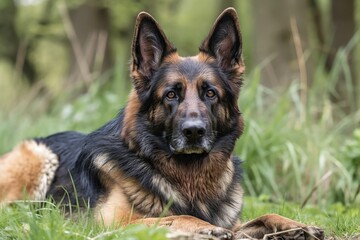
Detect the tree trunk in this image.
<box><xmin>67</xmin><ymin>1</ymin><xmax>113</xmax><ymax>88</ymax></box>
<box><xmin>327</xmin><ymin>0</ymin><xmax>356</xmax><ymax>111</ymax></box>
<box><xmin>0</xmin><ymin>0</ymin><xmax>37</xmax><ymax>84</ymax></box>
<box><xmin>252</xmin><ymin>0</ymin><xmax>310</xmax><ymax>89</ymax></box>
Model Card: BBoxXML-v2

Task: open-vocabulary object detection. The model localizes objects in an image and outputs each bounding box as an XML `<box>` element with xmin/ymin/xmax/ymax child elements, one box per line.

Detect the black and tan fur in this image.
<box><xmin>0</xmin><ymin>8</ymin><xmax>324</xmax><ymax>239</ymax></box>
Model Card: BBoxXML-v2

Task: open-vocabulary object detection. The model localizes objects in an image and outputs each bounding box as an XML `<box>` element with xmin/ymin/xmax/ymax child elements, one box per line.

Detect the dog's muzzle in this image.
<box><xmin>170</xmin><ymin>119</ymin><xmax>212</xmax><ymax>154</ymax></box>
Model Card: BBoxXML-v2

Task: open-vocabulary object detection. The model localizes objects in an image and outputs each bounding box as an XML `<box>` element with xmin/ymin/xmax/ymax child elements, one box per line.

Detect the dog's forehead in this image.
<box><xmin>154</xmin><ymin>54</ymin><xmax>226</xmax><ymax>99</ymax></box>
<box><xmin>161</xmin><ymin>54</ymin><xmax>219</xmax><ymax>84</ymax></box>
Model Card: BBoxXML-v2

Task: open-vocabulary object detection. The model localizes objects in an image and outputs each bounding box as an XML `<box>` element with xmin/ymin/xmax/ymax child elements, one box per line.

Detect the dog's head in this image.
<box><xmin>124</xmin><ymin>8</ymin><xmax>245</xmax><ymax>156</ymax></box>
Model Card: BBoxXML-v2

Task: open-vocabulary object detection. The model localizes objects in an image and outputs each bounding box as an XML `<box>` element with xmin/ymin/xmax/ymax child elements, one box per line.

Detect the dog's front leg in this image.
<box><xmin>132</xmin><ymin>215</ymin><xmax>234</xmax><ymax>240</ymax></box>
<box><xmin>234</xmin><ymin>214</ymin><xmax>324</xmax><ymax>240</ymax></box>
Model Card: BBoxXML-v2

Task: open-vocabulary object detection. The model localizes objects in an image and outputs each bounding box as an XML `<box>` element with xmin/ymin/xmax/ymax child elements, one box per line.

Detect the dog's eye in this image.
<box><xmin>206</xmin><ymin>90</ymin><xmax>216</xmax><ymax>98</ymax></box>
<box><xmin>166</xmin><ymin>91</ymin><xmax>177</xmax><ymax>100</ymax></box>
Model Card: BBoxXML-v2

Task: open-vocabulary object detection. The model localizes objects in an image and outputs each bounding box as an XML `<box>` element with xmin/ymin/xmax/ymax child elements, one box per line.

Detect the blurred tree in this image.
<box><xmin>66</xmin><ymin>0</ymin><xmax>113</xmax><ymax>88</ymax></box>
<box><xmin>327</xmin><ymin>0</ymin><xmax>355</xmax><ymax>71</ymax></box>
<box><xmin>64</xmin><ymin>0</ymin><xmax>158</xmax><ymax>90</ymax></box>
<box><xmin>0</xmin><ymin>0</ymin><xmax>37</xmax><ymax>84</ymax></box>
<box><xmin>252</xmin><ymin>0</ymin><xmax>310</xmax><ymax>89</ymax></box>
<box><xmin>328</xmin><ymin>0</ymin><xmax>356</xmax><ymax>110</ymax></box>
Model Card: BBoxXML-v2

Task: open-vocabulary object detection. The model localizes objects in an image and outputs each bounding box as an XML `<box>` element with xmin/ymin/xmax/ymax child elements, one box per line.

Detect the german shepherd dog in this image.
<box><xmin>0</xmin><ymin>8</ymin><xmax>324</xmax><ymax>240</ymax></box>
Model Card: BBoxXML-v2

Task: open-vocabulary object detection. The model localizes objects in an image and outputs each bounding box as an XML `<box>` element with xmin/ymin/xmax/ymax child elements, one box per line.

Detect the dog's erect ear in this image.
<box><xmin>200</xmin><ymin>8</ymin><xmax>242</xmax><ymax>72</ymax></box>
<box><xmin>131</xmin><ymin>12</ymin><xmax>176</xmax><ymax>92</ymax></box>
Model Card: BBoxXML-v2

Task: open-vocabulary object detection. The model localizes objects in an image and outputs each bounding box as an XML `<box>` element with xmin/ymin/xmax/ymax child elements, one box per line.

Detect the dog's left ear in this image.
<box><xmin>131</xmin><ymin>12</ymin><xmax>176</xmax><ymax>93</ymax></box>
<box><xmin>200</xmin><ymin>8</ymin><xmax>243</xmax><ymax>72</ymax></box>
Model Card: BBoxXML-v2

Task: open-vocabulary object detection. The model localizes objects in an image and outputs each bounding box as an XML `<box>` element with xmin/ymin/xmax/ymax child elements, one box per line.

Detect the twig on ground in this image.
<box><xmin>263</xmin><ymin>227</ymin><xmax>321</xmax><ymax>240</ymax></box>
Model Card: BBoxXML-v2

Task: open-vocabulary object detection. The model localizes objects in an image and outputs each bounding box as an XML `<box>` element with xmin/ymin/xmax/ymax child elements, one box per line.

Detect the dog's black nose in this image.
<box><xmin>182</xmin><ymin>120</ymin><xmax>206</xmax><ymax>141</ymax></box>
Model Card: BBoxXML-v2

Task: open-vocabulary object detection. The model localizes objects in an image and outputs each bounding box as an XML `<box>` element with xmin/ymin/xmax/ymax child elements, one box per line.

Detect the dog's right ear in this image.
<box><xmin>131</xmin><ymin>12</ymin><xmax>176</xmax><ymax>93</ymax></box>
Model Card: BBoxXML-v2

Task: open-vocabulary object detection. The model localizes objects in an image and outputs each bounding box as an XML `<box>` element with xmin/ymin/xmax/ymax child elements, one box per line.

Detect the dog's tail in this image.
<box><xmin>0</xmin><ymin>140</ymin><xmax>58</xmax><ymax>203</ymax></box>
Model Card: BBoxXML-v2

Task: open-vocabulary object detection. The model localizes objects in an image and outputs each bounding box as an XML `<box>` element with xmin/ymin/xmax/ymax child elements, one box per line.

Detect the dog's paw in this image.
<box><xmin>302</xmin><ymin>226</ymin><xmax>325</xmax><ymax>240</ymax></box>
<box><xmin>235</xmin><ymin>214</ymin><xmax>325</xmax><ymax>240</ymax></box>
<box><xmin>197</xmin><ymin>226</ymin><xmax>234</xmax><ymax>240</ymax></box>
<box><xmin>261</xmin><ymin>226</ymin><xmax>324</xmax><ymax>240</ymax></box>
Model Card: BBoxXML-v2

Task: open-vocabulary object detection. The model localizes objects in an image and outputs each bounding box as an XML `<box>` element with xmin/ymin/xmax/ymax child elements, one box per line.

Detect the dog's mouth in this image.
<box><xmin>170</xmin><ymin>144</ymin><xmax>209</xmax><ymax>154</ymax></box>
<box><xmin>169</xmin><ymin>138</ymin><xmax>213</xmax><ymax>155</ymax></box>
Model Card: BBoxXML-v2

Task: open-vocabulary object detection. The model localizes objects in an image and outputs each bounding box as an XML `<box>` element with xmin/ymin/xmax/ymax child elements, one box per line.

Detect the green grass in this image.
<box><xmin>0</xmin><ymin>198</ymin><xmax>359</xmax><ymax>239</ymax></box>
<box><xmin>236</xmin><ymin>66</ymin><xmax>360</xmax><ymax>207</ymax></box>
<box><xmin>0</xmin><ymin>201</ymin><xmax>168</xmax><ymax>240</ymax></box>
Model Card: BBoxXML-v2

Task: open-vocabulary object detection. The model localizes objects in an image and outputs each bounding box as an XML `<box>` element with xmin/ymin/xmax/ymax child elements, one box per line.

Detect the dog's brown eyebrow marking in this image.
<box><xmin>197</xmin><ymin>77</ymin><xmax>225</xmax><ymax>99</ymax></box>
<box><xmin>155</xmin><ymin>72</ymin><xmax>187</xmax><ymax>99</ymax></box>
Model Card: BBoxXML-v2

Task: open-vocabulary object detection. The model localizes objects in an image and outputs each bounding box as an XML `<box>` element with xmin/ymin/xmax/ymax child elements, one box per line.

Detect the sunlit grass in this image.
<box><xmin>0</xmin><ymin>201</ymin><xmax>168</xmax><ymax>240</ymax></box>
<box><xmin>0</xmin><ymin>197</ymin><xmax>358</xmax><ymax>239</ymax></box>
